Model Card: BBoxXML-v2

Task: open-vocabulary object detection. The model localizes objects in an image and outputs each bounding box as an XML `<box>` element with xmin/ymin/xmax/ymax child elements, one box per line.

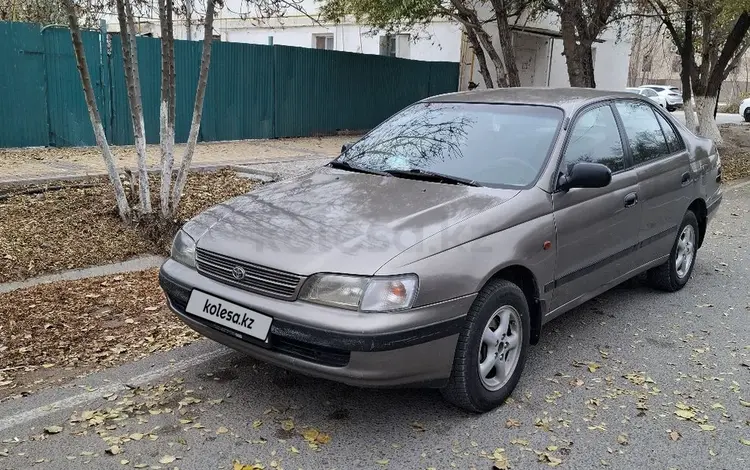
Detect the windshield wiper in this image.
<box><xmin>384</xmin><ymin>168</ymin><xmax>482</xmax><ymax>187</ymax></box>
<box><xmin>328</xmin><ymin>160</ymin><xmax>390</xmax><ymax>177</ymax></box>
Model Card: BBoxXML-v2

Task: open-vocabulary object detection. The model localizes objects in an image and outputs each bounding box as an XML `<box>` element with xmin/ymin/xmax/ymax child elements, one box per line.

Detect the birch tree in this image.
<box><xmin>170</xmin><ymin>0</ymin><xmax>217</xmax><ymax>212</ymax></box>
<box><xmin>62</xmin><ymin>0</ymin><xmax>131</xmax><ymax>221</ymax></box>
<box><xmin>115</xmin><ymin>0</ymin><xmax>151</xmax><ymax>214</ymax></box>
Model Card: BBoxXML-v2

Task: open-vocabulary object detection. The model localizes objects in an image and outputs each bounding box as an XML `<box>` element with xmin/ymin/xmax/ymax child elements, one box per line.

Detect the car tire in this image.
<box><xmin>647</xmin><ymin>211</ymin><xmax>699</xmax><ymax>292</ymax></box>
<box><xmin>441</xmin><ymin>279</ymin><xmax>530</xmax><ymax>413</ymax></box>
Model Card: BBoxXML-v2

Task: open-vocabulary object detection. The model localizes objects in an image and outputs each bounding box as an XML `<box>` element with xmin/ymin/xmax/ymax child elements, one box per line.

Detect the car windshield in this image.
<box><xmin>337</xmin><ymin>102</ymin><xmax>563</xmax><ymax>188</ymax></box>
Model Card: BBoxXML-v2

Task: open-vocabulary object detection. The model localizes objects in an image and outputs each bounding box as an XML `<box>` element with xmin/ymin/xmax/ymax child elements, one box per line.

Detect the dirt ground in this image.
<box><xmin>0</xmin><ymin>170</ymin><xmax>259</xmax><ymax>283</ymax></box>
<box><xmin>717</xmin><ymin>124</ymin><xmax>750</xmax><ymax>181</ymax></box>
<box><xmin>0</xmin><ymin>269</ymin><xmax>198</xmax><ymax>400</ymax></box>
<box><xmin>0</xmin><ymin>136</ymin><xmax>353</xmax><ymax>183</ymax></box>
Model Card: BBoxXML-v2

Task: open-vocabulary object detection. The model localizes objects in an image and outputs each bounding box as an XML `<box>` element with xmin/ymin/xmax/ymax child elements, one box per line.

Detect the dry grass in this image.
<box><xmin>718</xmin><ymin>124</ymin><xmax>750</xmax><ymax>182</ymax></box>
<box><xmin>0</xmin><ymin>170</ymin><xmax>258</xmax><ymax>283</ymax></box>
<box><xmin>0</xmin><ymin>269</ymin><xmax>198</xmax><ymax>399</ymax></box>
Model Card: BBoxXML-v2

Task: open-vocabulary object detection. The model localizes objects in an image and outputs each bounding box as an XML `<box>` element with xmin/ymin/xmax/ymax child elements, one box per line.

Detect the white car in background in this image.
<box><xmin>640</xmin><ymin>85</ymin><xmax>684</xmax><ymax>112</ymax></box>
<box><xmin>626</xmin><ymin>87</ymin><xmax>668</xmax><ymax>108</ymax></box>
<box><xmin>739</xmin><ymin>97</ymin><xmax>750</xmax><ymax>122</ymax></box>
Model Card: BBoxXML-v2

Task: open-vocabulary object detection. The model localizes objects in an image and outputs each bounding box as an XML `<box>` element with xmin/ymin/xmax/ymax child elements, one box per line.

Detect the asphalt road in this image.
<box><xmin>1</xmin><ymin>183</ymin><xmax>749</xmax><ymax>470</ymax></box>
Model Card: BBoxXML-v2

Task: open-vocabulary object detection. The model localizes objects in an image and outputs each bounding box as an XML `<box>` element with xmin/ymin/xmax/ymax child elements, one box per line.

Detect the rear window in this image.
<box><xmin>340</xmin><ymin>102</ymin><xmax>564</xmax><ymax>188</ymax></box>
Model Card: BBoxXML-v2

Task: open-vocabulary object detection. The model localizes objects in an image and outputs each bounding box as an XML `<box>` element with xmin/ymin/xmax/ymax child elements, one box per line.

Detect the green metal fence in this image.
<box><xmin>0</xmin><ymin>21</ymin><xmax>459</xmax><ymax>148</ymax></box>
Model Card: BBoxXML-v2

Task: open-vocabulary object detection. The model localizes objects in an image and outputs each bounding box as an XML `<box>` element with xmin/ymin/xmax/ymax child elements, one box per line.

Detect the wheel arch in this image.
<box><xmin>483</xmin><ymin>264</ymin><xmax>544</xmax><ymax>345</ymax></box>
<box><xmin>688</xmin><ymin>198</ymin><xmax>707</xmax><ymax>248</ymax></box>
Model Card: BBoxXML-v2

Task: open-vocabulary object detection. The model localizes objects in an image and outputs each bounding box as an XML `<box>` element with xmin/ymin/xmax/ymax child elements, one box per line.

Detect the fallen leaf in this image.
<box><xmin>491</xmin><ymin>447</ymin><xmax>509</xmax><ymax>470</ymax></box>
<box><xmin>410</xmin><ymin>421</ymin><xmax>427</xmax><ymax>432</ymax></box>
<box><xmin>538</xmin><ymin>452</ymin><xmax>563</xmax><ymax>467</ymax></box>
<box><xmin>281</xmin><ymin>419</ymin><xmax>295</xmax><ymax>431</ymax></box>
<box><xmin>44</xmin><ymin>425</ymin><xmax>63</xmax><ymax>434</ymax></box>
<box><xmin>159</xmin><ymin>455</ymin><xmax>176</xmax><ymax>464</ymax></box>
<box><xmin>505</xmin><ymin>418</ymin><xmax>521</xmax><ymax>428</ymax></box>
<box><xmin>106</xmin><ymin>445</ymin><xmax>123</xmax><ymax>455</ymax></box>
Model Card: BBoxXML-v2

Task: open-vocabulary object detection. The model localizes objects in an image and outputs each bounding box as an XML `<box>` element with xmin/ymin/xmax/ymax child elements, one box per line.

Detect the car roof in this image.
<box><xmin>423</xmin><ymin>87</ymin><xmax>643</xmax><ymax>112</ymax></box>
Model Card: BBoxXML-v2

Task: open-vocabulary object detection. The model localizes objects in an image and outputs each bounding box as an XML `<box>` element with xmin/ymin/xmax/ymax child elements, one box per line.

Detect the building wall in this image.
<box><xmin>223</xmin><ymin>21</ymin><xmax>462</xmax><ymax>62</ymax></box>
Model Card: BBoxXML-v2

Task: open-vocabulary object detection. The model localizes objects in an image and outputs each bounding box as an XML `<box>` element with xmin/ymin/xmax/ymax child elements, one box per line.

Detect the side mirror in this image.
<box><xmin>341</xmin><ymin>142</ymin><xmax>353</xmax><ymax>154</ymax></box>
<box><xmin>558</xmin><ymin>162</ymin><xmax>612</xmax><ymax>191</ymax></box>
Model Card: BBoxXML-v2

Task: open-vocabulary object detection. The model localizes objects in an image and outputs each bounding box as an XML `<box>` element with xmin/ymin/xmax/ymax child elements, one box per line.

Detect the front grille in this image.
<box><xmin>195</xmin><ymin>248</ymin><xmax>303</xmax><ymax>300</ymax></box>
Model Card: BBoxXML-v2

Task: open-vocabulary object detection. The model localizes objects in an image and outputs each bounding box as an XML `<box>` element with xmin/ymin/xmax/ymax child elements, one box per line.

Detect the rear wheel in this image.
<box><xmin>441</xmin><ymin>279</ymin><xmax>530</xmax><ymax>413</ymax></box>
<box><xmin>647</xmin><ymin>211</ymin><xmax>699</xmax><ymax>292</ymax></box>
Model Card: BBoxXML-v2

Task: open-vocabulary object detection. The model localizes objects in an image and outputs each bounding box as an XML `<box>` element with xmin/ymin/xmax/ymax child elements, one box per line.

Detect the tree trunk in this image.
<box><xmin>116</xmin><ymin>0</ymin><xmax>151</xmax><ymax>215</ymax></box>
<box><xmin>694</xmin><ymin>95</ymin><xmax>722</xmax><ymax>144</ymax></box>
<box><xmin>680</xmin><ymin>5</ymin><xmax>697</xmax><ymax>131</ymax></box>
<box><xmin>158</xmin><ymin>0</ymin><xmax>176</xmax><ymax>218</ymax></box>
<box><xmin>490</xmin><ymin>2</ymin><xmax>520</xmax><ymax>87</ymax></box>
<box><xmin>559</xmin><ymin>8</ymin><xmax>595</xmax><ymax>88</ymax></box>
<box><xmin>62</xmin><ymin>0</ymin><xmax>130</xmax><ymax>221</ymax></box>
<box><xmin>465</xmin><ymin>28</ymin><xmax>493</xmax><ymax>88</ymax></box>
<box><xmin>171</xmin><ymin>0</ymin><xmax>216</xmax><ymax>212</ymax></box>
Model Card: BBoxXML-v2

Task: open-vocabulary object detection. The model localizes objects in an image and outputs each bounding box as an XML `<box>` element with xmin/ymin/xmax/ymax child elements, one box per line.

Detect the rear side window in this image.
<box><xmin>563</xmin><ymin>104</ymin><xmax>625</xmax><ymax>173</ymax></box>
<box><xmin>655</xmin><ymin>112</ymin><xmax>685</xmax><ymax>153</ymax></box>
<box><xmin>615</xmin><ymin>101</ymin><xmax>670</xmax><ymax>164</ymax></box>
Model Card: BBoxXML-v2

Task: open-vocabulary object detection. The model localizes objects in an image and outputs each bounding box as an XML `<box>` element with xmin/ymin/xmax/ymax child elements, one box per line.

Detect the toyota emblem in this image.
<box><xmin>231</xmin><ymin>266</ymin><xmax>246</xmax><ymax>280</ymax></box>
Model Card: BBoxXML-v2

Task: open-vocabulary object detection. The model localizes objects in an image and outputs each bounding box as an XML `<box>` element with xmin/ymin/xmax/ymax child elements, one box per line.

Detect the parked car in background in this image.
<box><xmin>739</xmin><ymin>97</ymin><xmax>750</xmax><ymax>122</ymax></box>
<box><xmin>626</xmin><ymin>87</ymin><xmax>667</xmax><ymax>108</ymax></box>
<box><xmin>641</xmin><ymin>85</ymin><xmax>684</xmax><ymax>111</ymax></box>
<box><xmin>160</xmin><ymin>88</ymin><xmax>722</xmax><ymax>413</ymax></box>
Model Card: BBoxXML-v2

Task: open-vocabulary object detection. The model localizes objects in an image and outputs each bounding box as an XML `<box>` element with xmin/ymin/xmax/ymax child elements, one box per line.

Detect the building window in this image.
<box><xmin>380</xmin><ymin>34</ymin><xmax>397</xmax><ymax>57</ymax></box>
<box><xmin>379</xmin><ymin>34</ymin><xmax>410</xmax><ymax>58</ymax></box>
<box><xmin>671</xmin><ymin>55</ymin><xmax>681</xmax><ymax>73</ymax></box>
<box><xmin>642</xmin><ymin>54</ymin><xmax>652</xmax><ymax>73</ymax></box>
<box><xmin>313</xmin><ymin>34</ymin><xmax>334</xmax><ymax>50</ymax></box>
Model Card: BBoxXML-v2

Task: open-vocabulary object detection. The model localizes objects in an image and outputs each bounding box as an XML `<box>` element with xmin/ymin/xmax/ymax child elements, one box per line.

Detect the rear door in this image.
<box><xmin>550</xmin><ymin>103</ymin><xmax>642</xmax><ymax>311</ymax></box>
<box><xmin>613</xmin><ymin>100</ymin><xmax>690</xmax><ymax>266</ymax></box>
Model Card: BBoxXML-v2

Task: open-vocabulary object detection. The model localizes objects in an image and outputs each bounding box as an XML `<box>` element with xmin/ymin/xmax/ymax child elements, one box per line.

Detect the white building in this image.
<box><xmin>110</xmin><ymin>0</ymin><xmax>631</xmax><ymax>91</ymax></box>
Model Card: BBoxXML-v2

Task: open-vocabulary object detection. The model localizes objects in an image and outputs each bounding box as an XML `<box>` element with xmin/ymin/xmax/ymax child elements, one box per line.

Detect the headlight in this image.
<box><xmin>299</xmin><ymin>274</ymin><xmax>419</xmax><ymax>312</ymax></box>
<box><xmin>171</xmin><ymin>230</ymin><xmax>196</xmax><ymax>268</ymax></box>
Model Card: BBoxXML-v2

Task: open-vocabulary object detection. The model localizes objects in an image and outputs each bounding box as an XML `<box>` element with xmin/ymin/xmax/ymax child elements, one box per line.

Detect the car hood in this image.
<box><xmin>183</xmin><ymin>167</ymin><xmax>518</xmax><ymax>276</ymax></box>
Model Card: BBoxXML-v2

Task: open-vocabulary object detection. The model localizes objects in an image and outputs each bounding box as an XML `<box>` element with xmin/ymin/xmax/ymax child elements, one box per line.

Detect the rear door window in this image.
<box><xmin>654</xmin><ymin>112</ymin><xmax>685</xmax><ymax>153</ymax></box>
<box><xmin>614</xmin><ymin>101</ymin><xmax>670</xmax><ymax>164</ymax></box>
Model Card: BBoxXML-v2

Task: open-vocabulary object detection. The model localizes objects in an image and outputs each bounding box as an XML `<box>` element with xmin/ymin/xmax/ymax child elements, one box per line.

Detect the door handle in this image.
<box><xmin>681</xmin><ymin>172</ymin><xmax>691</xmax><ymax>186</ymax></box>
<box><xmin>624</xmin><ymin>192</ymin><xmax>638</xmax><ymax>208</ymax></box>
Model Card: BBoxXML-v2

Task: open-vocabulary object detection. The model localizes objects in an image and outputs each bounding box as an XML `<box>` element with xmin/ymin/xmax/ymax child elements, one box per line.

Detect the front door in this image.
<box><xmin>550</xmin><ymin>102</ymin><xmax>642</xmax><ymax>312</ymax></box>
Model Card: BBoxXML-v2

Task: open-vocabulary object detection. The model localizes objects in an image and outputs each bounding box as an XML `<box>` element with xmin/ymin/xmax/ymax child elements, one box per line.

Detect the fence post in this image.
<box><xmin>99</xmin><ymin>19</ymin><xmax>112</xmax><ymax>141</ymax></box>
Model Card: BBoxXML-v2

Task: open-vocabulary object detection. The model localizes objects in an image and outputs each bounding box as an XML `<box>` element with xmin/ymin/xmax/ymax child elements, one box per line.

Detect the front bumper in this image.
<box><xmin>159</xmin><ymin>260</ymin><xmax>474</xmax><ymax>387</ymax></box>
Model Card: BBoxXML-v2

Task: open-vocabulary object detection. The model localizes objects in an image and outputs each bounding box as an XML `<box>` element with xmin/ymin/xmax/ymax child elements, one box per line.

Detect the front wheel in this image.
<box><xmin>441</xmin><ymin>279</ymin><xmax>530</xmax><ymax>413</ymax></box>
<box><xmin>647</xmin><ymin>211</ymin><xmax>699</xmax><ymax>292</ymax></box>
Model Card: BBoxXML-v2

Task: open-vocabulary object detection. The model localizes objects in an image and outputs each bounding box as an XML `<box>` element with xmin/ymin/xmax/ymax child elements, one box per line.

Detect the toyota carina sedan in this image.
<box><xmin>160</xmin><ymin>88</ymin><xmax>722</xmax><ymax>412</ymax></box>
